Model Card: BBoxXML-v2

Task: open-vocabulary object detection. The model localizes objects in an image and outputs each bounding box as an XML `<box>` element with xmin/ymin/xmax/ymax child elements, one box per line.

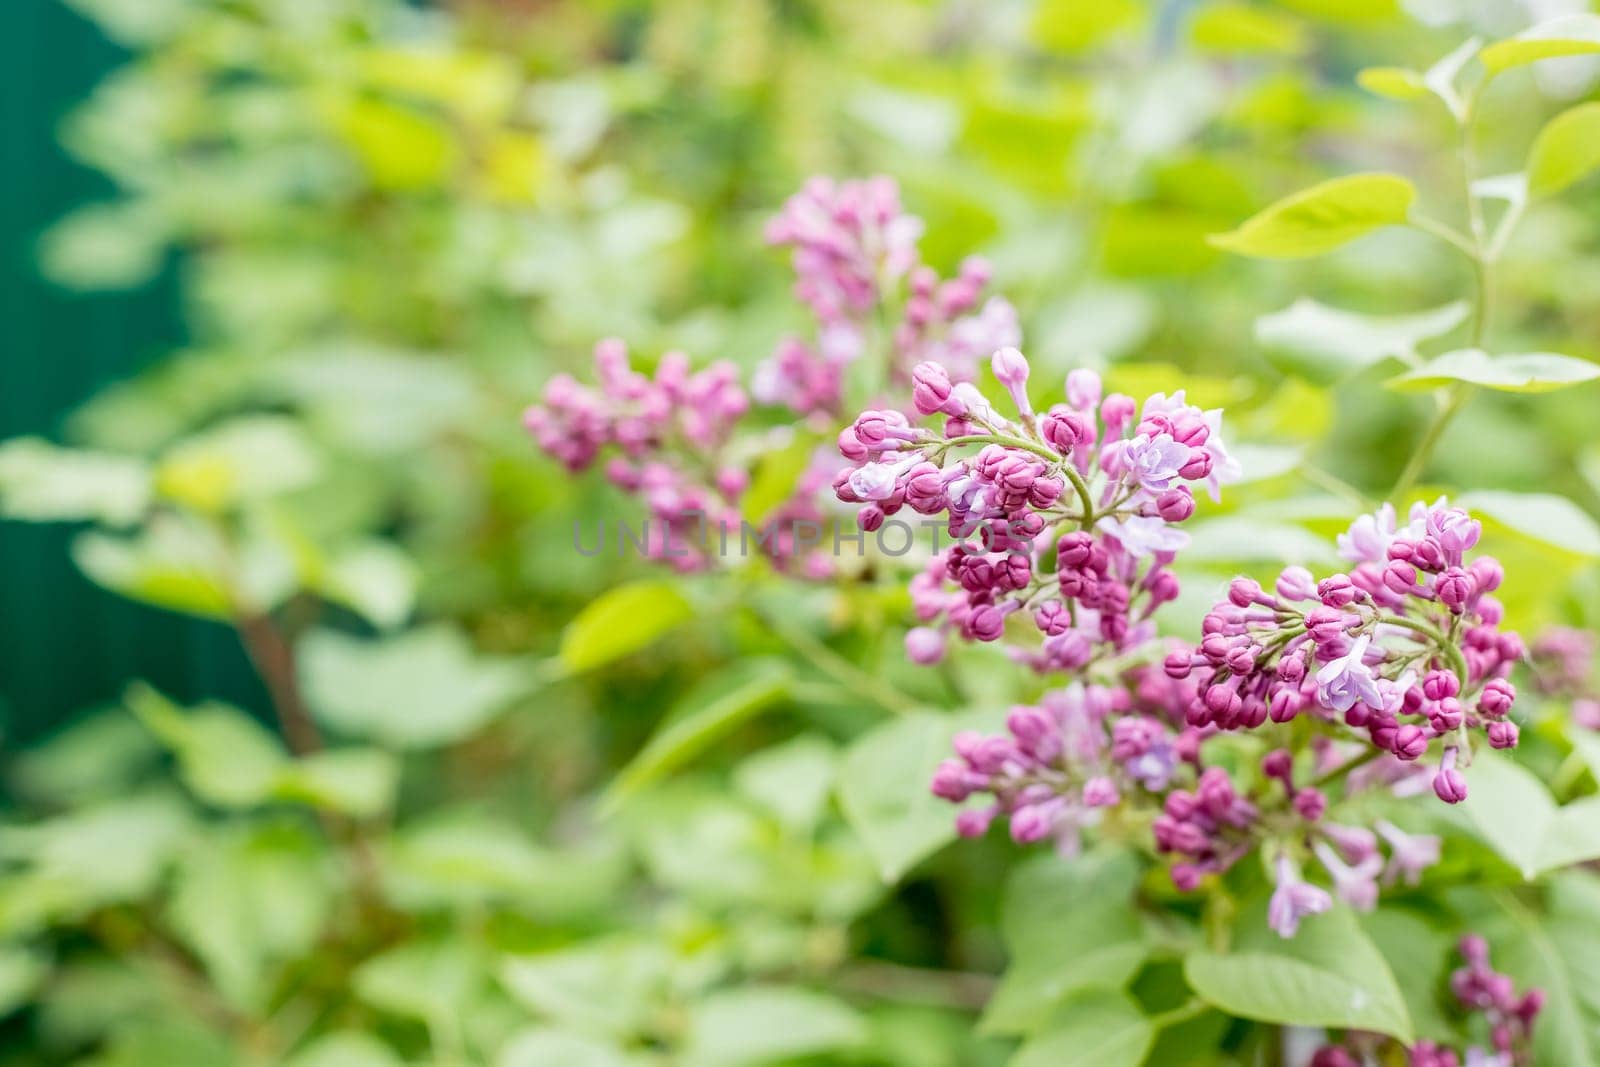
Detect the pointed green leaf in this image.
<box><xmin>1183</xmin><ymin>904</ymin><xmax>1413</xmax><ymax>1043</ymax></box>
<box><xmin>602</xmin><ymin>659</ymin><xmax>793</xmax><ymax>812</ymax></box>
<box><xmin>1463</xmin><ymin>749</ymin><xmax>1600</xmax><ymax>877</ymax></box>
<box><xmin>1388</xmin><ymin>349</ymin><xmax>1600</xmax><ymax>394</ymax></box>
<box><xmin>559</xmin><ymin>579</ymin><xmax>694</xmax><ymax>673</ymax></box>
<box><xmin>1256</xmin><ymin>299</ymin><xmax>1468</xmax><ymax>383</ymax></box>
<box><xmin>0</xmin><ymin>439</ymin><xmax>150</xmax><ymax>525</ymax></box>
<box><xmin>680</xmin><ymin>987</ymin><xmax>867</xmax><ymax>1067</ymax></box>
<box><xmin>1481</xmin><ymin>14</ymin><xmax>1600</xmax><ymax>74</ymax></box>
<box><xmin>837</xmin><ymin>708</ymin><xmax>1001</xmax><ymax>883</ymax></box>
<box><xmin>1357</xmin><ymin>66</ymin><xmax>1429</xmax><ymax>101</ymax></box>
<box><xmin>1459</xmin><ymin>490</ymin><xmax>1600</xmax><ymax>558</ymax></box>
<box><xmin>1528</xmin><ymin>103</ymin><xmax>1600</xmax><ymax>198</ymax></box>
<box><xmin>1209</xmin><ymin>174</ymin><xmax>1416</xmax><ymax>259</ymax></box>
<box><xmin>1012</xmin><ymin>992</ymin><xmax>1154</xmax><ymax>1067</ymax></box>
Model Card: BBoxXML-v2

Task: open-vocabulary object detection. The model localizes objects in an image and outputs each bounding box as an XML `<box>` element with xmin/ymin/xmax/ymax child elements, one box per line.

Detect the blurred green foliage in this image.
<box><xmin>3</xmin><ymin>0</ymin><xmax>1600</xmax><ymax>1064</ymax></box>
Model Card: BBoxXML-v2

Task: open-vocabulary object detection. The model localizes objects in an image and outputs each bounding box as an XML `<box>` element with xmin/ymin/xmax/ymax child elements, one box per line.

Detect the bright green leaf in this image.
<box><xmin>317</xmin><ymin>541</ymin><xmax>418</xmax><ymax>630</ymax></box>
<box><xmin>1481</xmin><ymin>14</ymin><xmax>1600</xmax><ymax>74</ymax></box>
<box><xmin>1459</xmin><ymin>490</ymin><xmax>1600</xmax><ymax>558</ymax></box>
<box><xmin>496</xmin><ymin>1028</ymin><xmax>638</xmax><ymax>1067</ymax></box>
<box><xmin>128</xmin><ymin>685</ymin><xmax>287</xmax><ymax>808</ymax></box>
<box><xmin>1462</xmin><ymin>748</ymin><xmax>1600</xmax><ymax>878</ymax></box>
<box><xmin>679</xmin><ymin>986</ymin><xmax>867</xmax><ymax>1067</ymax></box>
<box><xmin>354</xmin><ymin>939</ymin><xmax>481</xmax><ymax>1025</ymax></box>
<box><xmin>0</xmin><ymin>947</ymin><xmax>47</xmax><ymax>1018</ymax></box>
<box><xmin>733</xmin><ymin>734</ymin><xmax>837</xmax><ymax>834</ymax></box>
<box><xmin>271</xmin><ymin>749</ymin><xmax>400</xmax><ymax>819</ymax></box>
<box><xmin>1183</xmin><ymin>904</ymin><xmax>1413</xmax><ymax>1043</ymax></box>
<box><xmin>0</xmin><ymin>439</ymin><xmax>150</xmax><ymax>525</ymax></box>
<box><xmin>1256</xmin><ymin>299</ymin><xmax>1468</xmax><ymax>383</ymax></box>
<box><xmin>155</xmin><ymin>416</ymin><xmax>321</xmax><ymax>514</ymax></box>
<box><xmin>1357</xmin><ymin>66</ymin><xmax>1429</xmax><ymax>100</ymax></box>
<box><xmin>499</xmin><ymin>939</ymin><xmax>668</xmax><ymax>1037</ymax></box>
<box><xmin>603</xmin><ymin>659</ymin><xmax>792</xmax><ymax>812</ymax></box>
<box><xmin>1011</xmin><ymin>991</ymin><xmax>1154</xmax><ymax>1067</ymax></box>
<box><xmin>287</xmin><ymin>1032</ymin><xmax>404</xmax><ymax>1067</ymax></box>
<box><xmin>299</xmin><ymin>624</ymin><xmax>532</xmax><ymax>749</ymax></box>
<box><xmin>1209</xmin><ymin>174</ymin><xmax>1416</xmax><ymax>259</ymax></box>
<box><xmin>1190</xmin><ymin>3</ymin><xmax>1307</xmax><ymax>55</ymax></box>
<box><xmin>837</xmin><ymin>708</ymin><xmax>1001</xmax><ymax>883</ymax></box>
<box><xmin>558</xmin><ymin>579</ymin><xmax>694</xmax><ymax>674</ymax></box>
<box><xmin>1388</xmin><ymin>349</ymin><xmax>1600</xmax><ymax>394</ymax></box>
<box><xmin>1528</xmin><ymin>103</ymin><xmax>1600</xmax><ymax>198</ymax></box>
<box><xmin>981</xmin><ymin>849</ymin><xmax>1149</xmax><ymax>1035</ymax></box>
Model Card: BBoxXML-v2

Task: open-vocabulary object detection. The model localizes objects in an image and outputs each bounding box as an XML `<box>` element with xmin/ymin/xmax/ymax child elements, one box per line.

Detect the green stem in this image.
<box><xmin>1389</xmin><ymin>384</ymin><xmax>1470</xmax><ymax>502</ymax></box>
<box><xmin>756</xmin><ymin>607</ymin><xmax>913</xmax><ymax>716</ymax></box>
<box><xmin>1374</xmin><ymin>612</ymin><xmax>1470</xmax><ymax>687</ymax></box>
<box><xmin>1149</xmin><ymin>998</ymin><xmax>1210</xmax><ymax>1030</ymax></box>
<box><xmin>939</xmin><ymin>433</ymin><xmax>1096</xmax><ymax>523</ymax></box>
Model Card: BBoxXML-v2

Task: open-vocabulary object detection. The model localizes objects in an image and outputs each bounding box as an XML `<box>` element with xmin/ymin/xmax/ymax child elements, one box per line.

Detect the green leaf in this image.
<box><xmin>741</xmin><ymin>434</ymin><xmax>819</xmax><ymax>526</ymax></box>
<box><xmin>1458</xmin><ymin>490</ymin><xmax>1600</xmax><ymax>558</ymax></box>
<box><xmin>1190</xmin><ymin>3</ymin><xmax>1307</xmax><ymax>55</ymax></box>
<box><xmin>12</xmin><ymin>794</ymin><xmax>191</xmax><ymax>911</ymax></box>
<box><xmin>167</xmin><ymin>823</ymin><xmax>330</xmax><ymax>1011</ymax></box>
<box><xmin>499</xmin><ymin>939</ymin><xmax>668</xmax><ymax>1037</ymax></box>
<box><xmin>558</xmin><ymin>579</ymin><xmax>695</xmax><ymax>674</ymax></box>
<box><xmin>679</xmin><ymin>987</ymin><xmax>867</xmax><ymax>1067</ymax></box>
<box><xmin>354</xmin><ymin>939</ymin><xmax>481</xmax><ymax>1025</ymax></box>
<box><xmin>316</xmin><ymin>541</ymin><xmax>418</xmax><ymax>630</ymax></box>
<box><xmin>603</xmin><ymin>659</ymin><xmax>792</xmax><ymax>811</ymax></box>
<box><xmin>286</xmin><ymin>1032</ymin><xmax>404</xmax><ymax>1067</ymax></box>
<box><xmin>1357</xmin><ymin>66</ymin><xmax>1430</xmax><ymax>101</ymax></box>
<box><xmin>1183</xmin><ymin>518</ymin><xmax>1337</xmax><ymax>566</ymax></box>
<box><xmin>71</xmin><ymin>521</ymin><xmax>236</xmax><ymax>620</ymax></box>
<box><xmin>1528</xmin><ymin>103</ymin><xmax>1600</xmax><ymax>198</ymax></box>
<box><xmin>1183</xmin><ymin>903</ymin><xmax>1413</xmax><ymax>1043</ymax></box>
<box><xmin>387</xmin><ymin>813</ymin><xmax>625</xmax><ymax>916</ymax></box>
<box><xmin>1255</xmin><ymin>299</ymin><xmax>1468</xmax><ymax>383</ymax></box>
<box><xmin>1388</xmin><ymin>348</ymin><xmax>1600</xmax><ymax>394</ymax></box>
<box><xmin>837</xmin><ymin>708</ymin><xmax>1001</xmax><ymax>883</ymax></box>
<box><xmin>154</xmin><ymin>416</ymin><xmax>321</xmax><ymax>514</ymax></box>
<box><xmin>37</xmin><ymin>202</ymin><xmax>166</xmax><ymax>290</ymax></box>
<box><xmin>299</xmin><ymin>624</ymin><xmax>533</xmax><ymax>748</ymax></box>
<box><xmin>1208</xmin><ymin>174</ymin><xmax>1416</xmax><ymax>259</ymax></box>
<box><xmin>496</xmin><ymin>1028</ymin><xmax>639</xmax><ymax>1067</ymax></box>
<box><xmin>1360</xmin><ymin>909</ymin><xmax>1459</xmax><ymax>1044</ymax></box>
<box><xmin>0</xmin><ymin>947</ymin><xmax>47</xmax><ymax>1018</ymax></box>
<box><xmin>1011</xmin><ymin>992</ymin><xmax>1154</xmax><ymax>1067</ymax></box>
<box><xmin>1481</xmin><ymin>14</ymin><xmax>1600</xmax><ymax>74</ymax></box>
<box><xmin>0</xmin><ymin>439</ymin><xmax>150</xmax><ymax>525</ymax></box>
<box><xmin>1462</xmin><ymin>748</ymin><xmax>1600</xmax><ymax>878</ymax></box>
<box><xmin>981</xmin><ymin>849</ymin><xmax>1149</xmax><ymax>1035</ymax></box>
<box><xmin>733</xmin><ymin>735</ymin><xmax>837</xmax><ymax>834</ymax></box>
<box><xmin>270</xmin><ymin>749</ymin><xmax>400</xmax><ymax>819</ymax></box>
<box><xmin>128</xmin><ymin>685</ymin><xmax>287</xmax><ymax>808</ymax></box>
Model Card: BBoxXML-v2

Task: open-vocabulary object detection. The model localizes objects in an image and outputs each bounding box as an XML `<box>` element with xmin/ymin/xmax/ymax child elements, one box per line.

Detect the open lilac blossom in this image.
<box><xmin>1268</xmin><ymin>853</ymin><xmax>1332</xmax><ymax>938</ymax></box>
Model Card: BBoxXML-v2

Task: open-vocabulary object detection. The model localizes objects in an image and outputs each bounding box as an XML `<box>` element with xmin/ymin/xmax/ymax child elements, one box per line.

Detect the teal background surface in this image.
<box><xmin>1</xmin><ymin>2</ymin><xmax>257</xmax><ymax>743</ymax></box>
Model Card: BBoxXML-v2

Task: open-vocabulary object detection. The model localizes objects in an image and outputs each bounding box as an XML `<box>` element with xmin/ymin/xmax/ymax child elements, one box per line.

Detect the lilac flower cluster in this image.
<box><xmin>834</xmin><ymin>348</ymin><xmax>1238</xmax><ymax>670</ymax></box>
<box><xmin>524</xmin><ymin>339</ymin><xmax>750</xmax><ymax>571</ymax></box>
<box><xmin>930</xmin><ymin>682</ymin><xmax>1187</xmax><ymax>853</ymax></box>
<box><xmin>1313</xmin><ymin>936</ymin><xmax>1542</xmax><ymax>1067</ymax></box>
<box><xmin>1165</xmin><ymin>501</ymin><xmax>1523</xmax><ymax>805</ymax></box>
<box><xmin>756</xmin><ymin>177</ymin><xmax>1018</xmax><ymax>415</ymax></box>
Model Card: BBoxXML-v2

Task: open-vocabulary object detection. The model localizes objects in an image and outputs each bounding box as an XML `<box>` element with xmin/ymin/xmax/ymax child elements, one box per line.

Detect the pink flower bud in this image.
<box><xmin>1294</xmin><ymin>787</ymin><xmax>1327</xmax><ymax>821</ymax></box>
<box><xmin>1228</xmin><ymin>577</ymin><xmax>1263</xmax><ymax>609</ymax></box>
<box><xmin>1383</xmin><ymin>559</ymin><xmax>1418</xmax><ymax>595</ymax></box>
<box><xmin>1276</xmin><ymin>565</ymin><xmax>1318</xmax><ymax>602</ymax></box>
<box><xmin>1082</xmin><ymin>776</ymin><xmax>1120</xmax><ymax>807</ymax></box>
<box><xmin>1041</xmin><ymin>410</ymin><xmax>1093</xmax><ymax>453</ymax></box>
<box><xmin>1437</xmin><ymin>566</ymin><xmax>1473</xmax><ymax>613</ymax></box>
<box><xmin>1156</xmin><ymin>485</ymin><xmax>1196</xmax><ymax>523</ymax></box>
<box><xmin>1423</xmin><ymin>670</ymin><xmax>1459</xmax><ymax>701</ymax></box>
<box><xmin>1486</xmin><ymin>720</ymin><xmax>1519</xmax><ymax>749</ymax></box>
<box><xmin>1392</xmin><ymin>724</ymin><xmax>1429</xmax><ymax>761</ymax></box>
<box><xmin>1479</xmin><ymin>678</ymin><xmax>1515</xmax><ymax>717</ymax></box>
<box><xmin>1318</xmin><ymin>574</ymin><xmax>1360</xmax><ymax>608</ymax></box>
<box><xmin>912</xmin><ymin>361</ymin><xmax>959</xmax><ymax>416</ymax></box>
